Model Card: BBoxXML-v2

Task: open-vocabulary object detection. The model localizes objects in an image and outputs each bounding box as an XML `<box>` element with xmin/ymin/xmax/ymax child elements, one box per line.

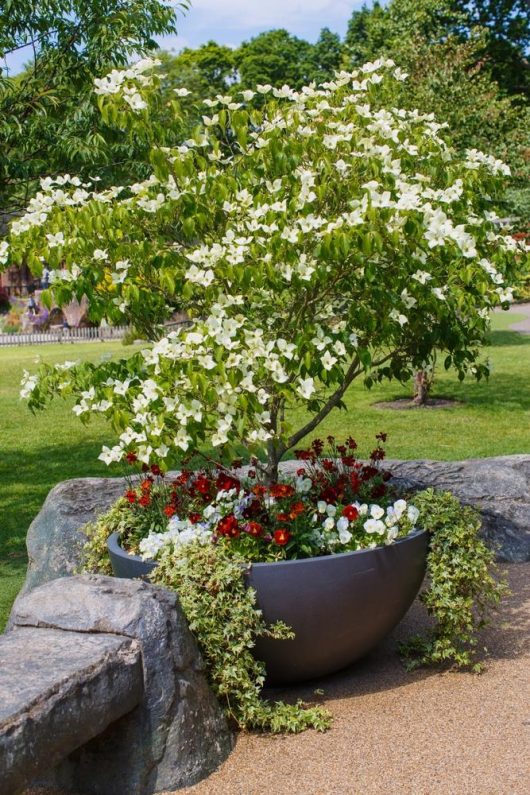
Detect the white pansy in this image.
<box><xmin>317</xmin><ymin>501</ymin><xmax>327</xmax><ymax>514</ymax></box>
<box><xmin>364</xmin><ymin>518</ymin><xmax>386</xmax><ymax>534</ymax></box>
<box><xmin>370</xmin><ymin>505</ymin><xmax>385</xmax><ymax>520</ymax></box>
<box><xmin>323</xmin><ymin>517</ymin><xmax>335</xmax><ymax>532</ymax></box>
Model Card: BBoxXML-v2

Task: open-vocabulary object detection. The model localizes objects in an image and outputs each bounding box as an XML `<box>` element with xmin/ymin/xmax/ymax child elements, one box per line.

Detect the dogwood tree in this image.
<box><xmin>5</xmin><ymin>57</ymin><xmax>527</xmax><ymax>481</ymax></box>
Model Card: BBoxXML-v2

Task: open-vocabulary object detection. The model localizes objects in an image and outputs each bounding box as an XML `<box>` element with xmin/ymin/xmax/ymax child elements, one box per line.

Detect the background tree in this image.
<box><xmin>235</xmin><ymin>29</ymin><xmax>315</xmax><ymax>90</ymax></box>
<box><xmin>0</xmin><ymin>0</ymin><xmax>184</xmax><ymax>214</ymax></box>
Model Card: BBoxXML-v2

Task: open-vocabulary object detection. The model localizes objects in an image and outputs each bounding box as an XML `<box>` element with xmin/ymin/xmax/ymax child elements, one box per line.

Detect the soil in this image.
<box><xmin>374</xmin><ymin>397</ymin><xmax>461</xmax><ymax>410</ymax></box>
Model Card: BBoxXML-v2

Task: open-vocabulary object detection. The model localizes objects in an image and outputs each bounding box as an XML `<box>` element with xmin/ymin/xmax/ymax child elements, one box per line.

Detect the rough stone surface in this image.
<box><xmin>8</xmin><ymin>575</ymin><xmax>233</xmax><ymax>795</ymax></box>
<box><xmin>21</xmin><ymin>477</ymin><xmax>126</xmax><ymax>597</ymax></box>
<box><xmin>280</xmin><ymin>455</ymin><xmax>530</xmax><ymax>562</ymax></box>
<box><xmin>0</xmin><ymin>627</ymin><xmax>143</xmax><ymax>795</ymax></box>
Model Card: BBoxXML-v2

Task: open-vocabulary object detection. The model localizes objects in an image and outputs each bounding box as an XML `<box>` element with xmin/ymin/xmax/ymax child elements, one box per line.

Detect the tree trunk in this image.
<box><xmin>413</xmin><ymin>370</ymin><xmax>430</xmax><ymax>406</ymax></box>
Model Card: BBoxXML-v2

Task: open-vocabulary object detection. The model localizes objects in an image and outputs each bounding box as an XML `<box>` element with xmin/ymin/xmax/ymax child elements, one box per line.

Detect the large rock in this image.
<box><xmin>9</xmin><ymin>575</ymin><xmax>233</xmax><ymax>794</ymax></box>
<box><xmin>0</xmin><ymin>627</ymin><xmax>143</xmax><ymax>795</ymax></box>
<box><xmin>387</xmin><ymin>455</ymin><xmax>530</xmax><ymax>562</ymax></box>
<box><xmin>21</xmin><ymin>476</ymin><xmax>126</xmax><ymax>596</ymax></box>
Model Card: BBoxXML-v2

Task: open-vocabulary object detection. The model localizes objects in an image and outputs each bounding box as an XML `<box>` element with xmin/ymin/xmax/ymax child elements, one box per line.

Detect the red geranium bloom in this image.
<box><xmin>273</xmin><ymin>528</ymin><xmax>291</xmax><ymax>546</ymax></box>
<box><xmin>216</xmin><ymin>473</ymin><xmax>241</xmax><ymax>492</ymax></box>
<box><xmin>125</xmin><ymin>490</ymin><xmax>137</xmax><ymax>504</ymax></box>
<box><xmin>342</xmin><ymin>504</ymin><xmax>359</xmax><ymax>521</ymax></box>
<box><xmin>164</xmin><ymin>505</ymin><xmax>176</xmax><ymax>517</ymax></box>
<box><xmin>251</xmin><ymin>484</ymin><xmax>267</xmax><ymax>497</ymax></box>
<box><xmin>289</xmin><ymin>501</ymin><xmax>305</xmax><ymax>518</ymax></box>
<box><xmin>125</xmin><ymin>452</ymin><xmax>138</xmax><ymax>464</ymax></box>
<box><xmin>276</xmin><ymin>512</ymin><xmax>291</xmax><ymax>522</ymax></box>
<box><xmin>269</xmin><ymin>483</ymin><xmax>295</xmax><ymax>499</ymax></box>
<box><xmin>217</xmin><ymin>514</ymin><xmax>240</xmax><ymax>538</ymax></box>
<box><xmin>189</xmin><ymin>512</ymin><xmax>202</xmax><ymax>524</ymax></box>
<box><xmin>140</xmin><ymin>477</ymin><xmax>153</xmax><ymax>491</ymax></box>
<box><xmin>138</xmin><ymin>494</ymin><xmax>151</xmax><ymax>507</ymax></box>
<box><xmin>151</xmin><ymin>464</ymin><xmax>162</xmax><ymax>476</ymax></box>
<box><xmin>246</xmin><ymin>521</ymin><xmax>264</xmax><ymax>537</ymax></box>
<box><xmin>194</xmin><ymin>475</ymin><xmax>211</xmax><ymax>495</ymax></box>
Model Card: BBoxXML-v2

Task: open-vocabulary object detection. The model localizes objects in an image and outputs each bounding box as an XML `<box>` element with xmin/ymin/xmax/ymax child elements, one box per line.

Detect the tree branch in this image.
<box><xmin>286</xmin><ymin>355</ymin><xmax>361</xmax><ymax>452</ymax></box>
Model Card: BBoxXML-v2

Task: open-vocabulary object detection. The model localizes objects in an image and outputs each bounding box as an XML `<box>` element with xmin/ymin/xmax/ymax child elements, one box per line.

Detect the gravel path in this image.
<box><xmin>171</xmin><ymin>563</ymin><xmax>529</xmax><ymax>795</ymax></box>
<box><xmin>508</xmin><ymin>302</ymin><xmax>530</xmax><ymax>335</ymax></box>
<box><xmin>25</xmin><ymin>564</ymin><xmax>530</xmax><ymax>795</ymax></box>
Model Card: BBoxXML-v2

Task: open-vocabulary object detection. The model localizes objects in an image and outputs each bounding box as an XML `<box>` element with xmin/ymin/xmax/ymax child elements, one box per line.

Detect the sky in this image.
<box><xmin>157</xmin><ymin>0</ymin><xmax>363</xmax><ymax>52</ymax></box>
<box><xmin>3</xmin><ymin>0</ymin><xmax>365</xmax><ymax>75</ymax></box>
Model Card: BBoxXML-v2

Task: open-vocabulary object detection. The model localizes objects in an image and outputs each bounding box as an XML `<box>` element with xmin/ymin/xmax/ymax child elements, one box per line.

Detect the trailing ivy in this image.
<box><xmin>151</xmin><ymin>542</ymin><xmax>330</xmax><ymax>733</ymax></box>
<box><xmin>399</xmin><ymin>489</ymin><xmax>508</xmax><ymax>672</ymax></box>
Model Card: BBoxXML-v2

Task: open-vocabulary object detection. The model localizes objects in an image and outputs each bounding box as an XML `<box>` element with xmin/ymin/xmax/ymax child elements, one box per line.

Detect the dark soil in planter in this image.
<box><xmin>373</xmin><ymin>397</ymin><xmax>461</xmax><ymax>410</ymax></box>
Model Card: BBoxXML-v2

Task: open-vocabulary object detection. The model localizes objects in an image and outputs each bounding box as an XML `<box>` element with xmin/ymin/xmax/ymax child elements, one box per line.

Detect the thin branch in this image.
<box><xmin>286</xmin><ymin>355</ymin><xmax>361</xmax><ymax>452</ymax></box>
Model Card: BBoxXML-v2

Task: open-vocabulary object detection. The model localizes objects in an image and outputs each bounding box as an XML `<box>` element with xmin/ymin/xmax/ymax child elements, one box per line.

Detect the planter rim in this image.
<box><xmin>108</xmin><ymin>527</ymin><xmax>427</xmax><ymax>569</ymax></box>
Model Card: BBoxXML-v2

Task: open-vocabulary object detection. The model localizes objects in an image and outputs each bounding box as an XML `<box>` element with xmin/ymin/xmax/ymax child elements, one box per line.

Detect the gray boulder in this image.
<box><xmin>8</xmin><ymin>574</ymin><xmax>233</xmax><ymax>794</ymax></box>
<box><xmin>0</xmin><ymin>627</ymin><xmax>143</xmax><ymax>795</ymax></box>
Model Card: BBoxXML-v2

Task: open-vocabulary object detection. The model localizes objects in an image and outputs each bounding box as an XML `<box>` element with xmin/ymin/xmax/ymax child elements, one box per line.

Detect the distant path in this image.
<box><xmin>509</xmin><ymin>302</ymin><xmax>530</xmax><ymax>335</ymax></box>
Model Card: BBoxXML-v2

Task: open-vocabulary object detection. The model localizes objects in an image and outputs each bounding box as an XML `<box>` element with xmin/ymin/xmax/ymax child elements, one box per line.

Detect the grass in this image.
<box><xmin>1</xmin><ymin>310</ymin><xmax>529</xmax><ymax>629</ymax></box>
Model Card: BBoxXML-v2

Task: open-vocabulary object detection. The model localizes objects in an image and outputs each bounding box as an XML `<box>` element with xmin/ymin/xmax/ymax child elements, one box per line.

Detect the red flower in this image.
<box><xmin>350</xmin><ymin>472</ymin><xmax>361</xmax><ymax>492</ymax></box>
<box><xmin>342</xmin><ymin>504</ymin><xmax>359</xmax><ymax>521</ymax></box>
<box><xmin>216</xmin><ymin>473</ymin><xmax>241</xmax><ymax>492</ymax></box>
<box><xmin>140</xmin><ymin>477</ymin><xmax>153</xmax><ymax>491</ymax></box>
<box><xmin>322</xmin><ymin>459</ymin><xmax>336</xmax><ymax>472</ymax></box>
<box><xmin>346</xmin><ymin>436</ymin><xmax>358</xmax><ymax>450</ymax></box>
<box><xmin>269</xmin><ymin>483</ymin><xmax>295</xmax><ymax>499</ymax></box>
<box><xmin>194</xmin><ymin>475</ymin><xmax>211</xmax><ymax>495</ymax></box>
<box><xmin>217</xmin><ymin>514</ymin><xmax>240</xmax><ymax>538</ymax></box>
<box><xmin>341</xmin><ymin>455</ymin><xmax>356</xmax><ymax>467</ymax></box>
<box><xmin>189</xmin><ymin>512</ymin><xmax>202</xmax><ymax>524</ymax></box>
<box><xmin>247</xmin><ymin>469</ymin><xmax>256</xmax><ymax>479</ymax></box>
<box><xmin>289</xmin><ymin>501</ymin><xmax>305</xmax><ymax>518</ymax></box>
<box><xmin>296</xmin><ymin>467</ymin><xmax>306</xmax><ymax>477</ymax></box>
<box><xmin>276</xmin><ymin>512</ymin><xmax>291</xmax><ymax>522</ymax></box>
<box><xmin>245</xmin><ymin>521</ymin><xmax>264</xmax><ymax>537</ymax></box>
<box><xmin>251</xmin><ymin>484</ymin><xmax>267</xmax><ymax>497</ymax></box>
<box><xmin>273</xmin><ymin>528</ymin><xmax>291</xmax><ymax>546</ymax></box>
<box><xmin>125</xmin><ymin>490</ymin><xmax>137</xmax><ymax>504</ymax></box>
<box><xmin>376</xmin><ymin>432</ymin><xmax>388</xmax><ymax>442</ymax></box>
<box><xmin>151</xmin><ymin>464</ymin><xmax>163</xmax><ymax>476</ymax></box>
<box><xmin>371</xmin><ymin>483</ymin><xmax>387</xmax><ymax>498</ymax></box>
<box><xmin>125</xmin><ymin>452</ymin><xmax>138</xmax><ymax>464</ymax></box>
<box><xmin>164</xmin><ymin>505</ymin><xmax>176</xmax><ymax>517</ymax></box>
<box><xmin>138</xmin><ymin>494</ymin><xmax>151</xmax><ymax>507</ymax></box>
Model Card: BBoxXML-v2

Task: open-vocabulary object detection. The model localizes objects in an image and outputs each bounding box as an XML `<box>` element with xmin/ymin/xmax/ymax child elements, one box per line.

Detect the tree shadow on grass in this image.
<box><xmin>487</xmin><ymin>329</ymin><xmax>530</xmax><ymax>347</ymax></box>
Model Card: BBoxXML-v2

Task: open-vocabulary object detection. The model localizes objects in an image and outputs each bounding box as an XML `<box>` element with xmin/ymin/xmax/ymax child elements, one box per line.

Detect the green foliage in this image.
<box><xmin>152</xmin><ymin>542</ymin><xmax>330</xmax><ymax>732</ymax></box>
<box><xmin>400</xmin><ymin>488</ymin><xmax>508</xmax><ymax>671</ymax></box>
<box><xmin>83</xmin><ymin>517</ymin><xmax>330</xmax><ymax>732</ymax></box>
<box><xmin>0</xmin><ymin>0</ymin><xmax>184</xmax><ymax>213</ymax></box>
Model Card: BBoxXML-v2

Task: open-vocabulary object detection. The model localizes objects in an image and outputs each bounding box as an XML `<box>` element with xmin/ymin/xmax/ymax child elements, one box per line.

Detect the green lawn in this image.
<box><xmin>1</xmin><ymin>311</ymin><xmax>529</xmax><ymax>629</ymax></box>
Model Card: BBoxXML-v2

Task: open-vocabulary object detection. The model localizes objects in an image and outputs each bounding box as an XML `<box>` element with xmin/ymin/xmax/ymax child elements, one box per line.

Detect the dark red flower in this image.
<box><xmin>125</xmin><ymin>452</ymin><xmax>138</xmax><ymax>464</ymax></box>
<box><xmin>269</xmin><ymin>483</ymin><xmax>295</xmax><ymax>499</ymax></box>
<box><xmin>322</xmin><ymin>459</ymin><xmax>336</xmax><ymax>472</ymax></box>
<box><xmin>140</xmin><ymin>478</ymin><xmax>153</xmax><ymax>492</ymax></box>
<box><xmin>138</xmin><ymin>494</ymin><xmax>151</xmax><ymax>507</ymax></box>
<box><xmin>189</xmin><ymin>512</ymin><xmax>202</xmax><ymax>524</ymax></box>
<box><xmin>371</xmin><ymin>483</ymin><xmax>387</xmax><ymax>498</ymax></box>
<box><xmin>370</xmin><ymin>448</ymin><xmax>386</xmax><ymax>462</ymax></box>
<box><xmin>289</xmin><ymin>501</ymin><xmax>305</xmax><ymax>518</ymax></box>
<box><xmin>346</xmin><ymin>436</ymin><xmax>358</xmax><ymax>451</ymax></box>
<box><xmin>276</xmin><ymin>512</ymin><xmax>291</xmax><ymax>522</ymax></box>
<box><xmin>376</xmin><ymin>432</ymin><xmax>388</xmax><ymax>442</ymax></box>
<box><xmin>294</xmin><ymin>449</ymin><xmax>313</xmax><ymax>461</ymax></box>
<box><xmin>251</xmin><ymin>484</ymin><xmax>267</xmax><ymax>497</ymax></box>
<box><xmin>125</xmin><ymin>490</ymin><xmax>137</xmax><ymax>504</ymax></box>
<box><xmin>247</xmin><ymin>469</ymin><xmax>256</xmax><ymax>479</ymax></box>
<box><xmin>342</xmin><ymin>504</ymin><xmax>359</xmax><ymax>521</ymax></box>
<box><xmin>141</xmin><ymin>463</ymin><xmax>150</xmax><ymax>473</ymax></box>
<box><xmin>341</xmin><ymin>455</ymin><xmax>356</xmax><ymax>467</ymax></box>
<box><xmin>150</xmin><ymin>464</ymin><xmax>162</xmax><ymax>476</ymax></box>
<box><xmin>216</xmin><ymin>473</ymin><xmax>241</xmax><ymax>492</ymax></box>
<box><xmin>296</xmin><ymin>467</ymin><xmax>306</xmax><ymax>477</ymax></box>
<box><xmin>245</xmin><ymin>521</ymin><xmax>264</xmax><ymax>537</ymax></box>
<box><xmin>164</xmin><ymin>505</ymin><xmax>176</xmax><ymax>517</ymax></box>
<box><xmin>273</xmin><ymin>528</ymin><xmax>291</xmax><ymax>546</ymax></box>
<box><xmin>361</xmin><ymin>465</ymin><xmax>378</xmax><ymax>481</ymax></box>
<box><xmin>217</xmin><ymin>514</ymin><xmax>240</xmax><ymax>538</ymax></box>
<box><xmin>350</xmin><ymin>472</ymin><xmax>361</xmax><ymax>492</ymax></box>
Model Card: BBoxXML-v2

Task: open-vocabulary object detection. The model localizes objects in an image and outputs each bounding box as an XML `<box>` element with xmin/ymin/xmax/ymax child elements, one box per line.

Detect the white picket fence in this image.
<box><xmin>0</xmin><ymin>325</ymin><xmax>129</xmax><ymax>347</ymax></box>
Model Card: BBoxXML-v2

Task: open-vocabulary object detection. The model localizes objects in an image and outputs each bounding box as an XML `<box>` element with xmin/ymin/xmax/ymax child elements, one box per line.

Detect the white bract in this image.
<box><xmin>6</xmin><ymin>58</ymin><xmax>527</xmax><ymax>476</ymax></box>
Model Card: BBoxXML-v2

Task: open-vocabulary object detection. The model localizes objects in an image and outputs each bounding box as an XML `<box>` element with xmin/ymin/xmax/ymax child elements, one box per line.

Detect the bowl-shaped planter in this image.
<box><xmin>107</xmin><ymin>529</ymin><xmax>428</xmax><ymax>685</ymax></box>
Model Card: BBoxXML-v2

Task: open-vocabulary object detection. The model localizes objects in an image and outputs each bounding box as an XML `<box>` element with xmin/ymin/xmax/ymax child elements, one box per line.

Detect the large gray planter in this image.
<box><xmin>108</xmin><ymin>530</ymin><xmax>428</xmax><ymax>685</ymax></box>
